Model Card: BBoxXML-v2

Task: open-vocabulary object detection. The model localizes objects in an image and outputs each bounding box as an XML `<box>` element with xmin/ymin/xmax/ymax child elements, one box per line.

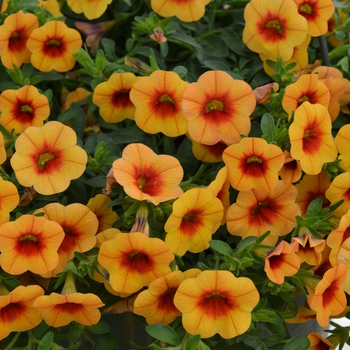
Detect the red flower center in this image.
<box><xmin>113</xmin><ymin>90</ymin><xmax>132</xmax><ymax>108</ymax></box>
<box><xmin>205</xmin><ymin>100</ymin><xmax>224</xmax><ymax>113</ymax></box>
<box><xmin>0</xmin><ymin>303</ymin><xmax>26</xmax><ymax>323</ymax></box>
<box><xmin>44</xmin><ymin>38</ymin><xmax>65</xmax><ymax>57</ymax></box>
<box><xmin>198</xmin><ymin>290</ymin><xmax>233</xmax><ymax>318</ymax></box>
<box><xmin>158</xmin><ymin>289</ymin><xmax>178</xmax><ymax>313</ymax></box>
<box><xmin>302</xmin><ymin>121</ymin><xmax>323</xmax><ymax>156</ymax></box>
<box><xmin>180</xmin><ymin>210</ymin><xmax>204</xmax><ymax>237</ymax></box>
<box><xmin>299</xmin><ymin>3</ymin><xmax>313</xmax><ymax>15</ymax></box>
<box><xmin>265</xmin><ymin>20</ymin><xmax>283</xmax><ymax>35</ymax></box>
<box><xmin>38</xmin><ymin>152</ymin><xmax>56</xmax><ymax>170</ymax></box>
<box><xmin>9</xmin><ymin>30</ymin><xmax>26</xmax><ymax>52</ymax></box>
<box><xmin>123</xmin><ymin>251</ymin><xmax>155</xmax><ymax>273</ymax></box>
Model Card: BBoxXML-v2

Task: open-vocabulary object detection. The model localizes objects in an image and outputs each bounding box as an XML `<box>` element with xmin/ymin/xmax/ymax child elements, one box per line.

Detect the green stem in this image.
<box><xmin>318</xmin><ymin>35</ymin><xmax>330</xmax><ymax>66</ymax></box>
<box><xmin>4</xmin><ymin>332</ymin><xmax>21</xmax><ymax>350</ymax></box>
<box><xmin>82</xmin><ymin>330</ymin><xmax>96</xmax><ymax>345</ymax></box>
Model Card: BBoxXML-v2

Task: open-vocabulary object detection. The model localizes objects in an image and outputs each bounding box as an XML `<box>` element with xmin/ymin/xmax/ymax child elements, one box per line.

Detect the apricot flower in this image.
<box><xmin>0</xmin><ymin>177</ymin><xmax>19</xmax><ymax>226</ymax></box>
<box><xmin>335</xmin><ymin>124</ymin><xmax>350</xmax><ymax>172</ymax></box>
<box><xmin>0</xmin><ymin>132</ymin><xmax>5</xmax><ymax>164</ymax></box>
<box><xmin>68</xmin><ymin>0</ymin><xmax>112</xmax><ymax>20</ymax></box>
<box><xmin>113</xmin><ymin>143</ymin><xmax>183</xmax><ymax>206</ymax></box>
<box><xmin>292</xmin><ymin>234</ymin><xmax>325</xmax><ymax>265</ymax></box>
<box><xmin>189</xmin><ymin>136</ymin><xmax>229</xmax><ymax>163</ymax></box>
<box><xmin>174</xmin><ymin>270</ymin><xmax>259</xmax><ymax>339</ymax></box>
<box><xmin>182</xmin><ymin>70</ymin><xmax>255</xmax><ymax>145</ymax></box>
<box><xmin>278</xmin><ymin>150</ymin><xmax>302</xmax><ymax>184</ymax></box>
<box><xmin>308</xmin><ymin>332</ymin><xmax>334</xmax><ymax>350</ymax></box>
<box><xmin>37</xmin><ymin>0</ymin><xmax>63</xmax><ymax>17</ymax></box>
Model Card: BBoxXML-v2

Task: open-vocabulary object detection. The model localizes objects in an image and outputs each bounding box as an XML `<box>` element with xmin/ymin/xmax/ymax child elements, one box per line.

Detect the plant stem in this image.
<box><xmin>82</xmin><ymin>330</ymin><xmax>96</xmax><ymax>345</ymax></box>
<box><xmin>319</xmin><ymin>35</ymin><xmax>330</xmax><ymax>66</ymax></box>
<box><xmin>4</xmin><ymin>332</ymin><xmax>21</xmax><ymax>350</ymax></box>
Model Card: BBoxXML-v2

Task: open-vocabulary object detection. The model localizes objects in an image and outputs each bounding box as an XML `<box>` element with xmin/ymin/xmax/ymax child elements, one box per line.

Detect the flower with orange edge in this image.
<box><xmin>151</xmin><ymin>0</ymin><xmax>210</xmax><ymax>22</ymax></box>
<box><xmin>112</xmin><ymin>143</ymin><xmax>183</xmax><ymax>206</ymax></box>
<box><xmin>253</xmin><ymin>82</ymin><xmax>279</xmax><ymax>104</ymax></box>
<box><xmin>98</xmin><ymin>232</ymin><xmax>174</xmax><ymax>294</ymax></box>
<box><xmin>0</xmin><ymin>0</ymin><xmax>8</xmax><ymax>13</ymax></box>
<box><xmin>133</xmin><ymin>269</ymin><xmax>201</xmax><ymax>325</ymax></box>
<box><xmin>327</xmin><ymin>11</ymin><xmax>346</xmax><ymax>48</ymax></box>
<box><xmin>335</xmin><ymin>124</ymin><xmax>350</xmax><ymax>173</ymax></box>
<box><xmin>243</xmin><ymin>0</ymin><xmax>307</xmax><ymax>61</ymax></box>
<box><xmin>87</xmin><ymin>194</ymin><xmax>119</xmax><ymax>233</ymax></box>
<box><xmin>130</xmin><ymin>70</ymin><xmax>189</xmax><ymax>137</ymax></box>
<box><xmin>309</xmin><ymin>264</ymin><xmax>347</xmax><ymax>327</ymax></box>
<box><xmin>325</xmin><ymin>172</ymin><xmax>350</xmax><ymax>218</ymax></box>
<box><xmin>174</xmin><ymin>270</ymin><xmax>259</xmax><ymax>339</ymax></box>
<box><xmin>0</xmin><ymin>177</ymin><xmax>19</xmax><ymax>226</ymax></box>
<box><xmin>0</xmin><ymin>284</ymin><xmax>44</xmax><ymax>341</ymax></box>
<box><xmin>265</xmin><ymin>241</ymin><xmax>300</xmax><ymax>284</ymax></box>
<box><xmin>0</xmin><ymin>132</ymin><xmax>5</xmax><ymax>164</ymax></box>
<box><xmin>0</xmin><ymin>85</ymin><xmax>50</xmax><ymax>134</ymax></box>
<box><xmin>0</xmin><ymin>10</ymin><xmax>39</xmax><ymax>70</ymax></box>
<box><xmin>68</xmin><ymin>0</ymin><xmax>112</xmax><ymax>20</ymax></box>
<box><xmin>278</xmin><ymin>150</ymin><xmax>302</xmax><ymax>184</ymax></box>
<box><xmin>93</xmin><ymin>73</ymin><xmax>138</xmax><ymax>124</ymax></box>
<box><xmin>223</xmin><ymin>137</ymin><xmax>285</xmax><ymax>192</ymax></box>
<box><xmin>10</xmin><ymin>121</ymin><xmax>87</xmax><ymax>195</ymax></box>
<box><xmin>164</xmin><ymin>188</ymin><xmax>223</xmax><ymax>256</ymax></box>
<box><xmin>189</xmin><ymin>135</ymin><xmax>229</xmax><ymax>163</ymax></box>
<box><xmin>96</xmin><ymin>228</ymin><xmax>121</xmax><ymax>247</ymax></box>
<box><xmin>282</xmin><ymin>74</ymin><xmax>330</xmax><ymax>119</ymax></box>
<box><xmin>227</xmin><ymin>181</ymin><xmax>300</xmax><ymax>246</ymax></box>
<box><xmin>289</xmin><ymin>102</ymin><xmax>337</xmax><ymax>175</ymax></box>
<box><xmin>0</xmin><ymin>214</ymin><xmax>64</xmax><ymax>275</ymax></box>
<box><xmin>292</xmin><ymin>233</ymin><xmax>325</xmax><ymax>265</ymax></box>
<box><xmin>295</xmin><ymin>170</ymin><xmax>331</xmax><ymax>216</ymax></box>
<box><xmin>285</xmin><ymin>305</ymin><xmax>316</xmax><ymax>324</ymax></box>
<box><xmin>337</xmin><ymin>238</ymin><xmax>350</xmax><ymax>294</ymax></box>
<box><xmin>308</xmin><ymin>332</ymin><xmax>334</xmax><ymax>350</ymax></box>
<box><xmin>26</xmin><ymin>20</ymin><xmax>82</xmax><ymax>73</ymax></box>
<box><xmin>34</xmin><ymin>203</ymin><xmax>98</xmax><ymax>277</ymax></box>
<box><xmin>293</xmin><ymin>0</ymin><xmax>335</xmax><ymax>37</ymax></box>
<box><xmin>37</xmin><ymin>0</ymin><xmax>63</xmax><ymax>17</ymax></box>
<box><xmin>182</xmin><ymin>70</ymin><xmax>255</xmax><ymax>145</ymax></box>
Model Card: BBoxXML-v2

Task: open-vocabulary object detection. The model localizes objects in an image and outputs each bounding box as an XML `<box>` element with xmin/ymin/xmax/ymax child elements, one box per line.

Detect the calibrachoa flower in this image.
<box><xmin>0</xmin><ymin>284</ymin><xmax>44</xmax><ymax>341</ymax></box>
<box><xmin>309</xmin><ymin>264</ymin><xmax>347</xmax><ymax>327</ymax></box>
<box><xmin>289</xmin><ymin>102</ymin><xmax>337</xmax><ymax>175</ymax></box>
<box><xmin>243</xmin><ymin>0</ymin><xmax>307</xmax><ymax>61</ymax></box>
<box><xmin>26</xmin><ymin>20</ymin><xmax>82</xmax><ymax>72</ymax></box>
<box><xmin>292</xmin><ymin>233</ymin><xmax>325</xmax><ymax>265</ymax></box>
<box><xmin>182</xmin><ymin>70</ymin><xmax>255</xmax><ymax>145</ymax></box>
<box><xmin>68</xmin><ymin>0</ymin><xmax>112</xmax><ymax>20</ymax></box>
<box><xmin>278</xmin><ymin>150</ymin><xmax>302</xmax><ymax>184</ymax></box>
<box><xmin>37</xmin><ymin>0</ymin><xmax>63</xmax><ymax>17</ymax></box>
<box><xmin>164</xmin><ymin>188</ymin><xmax>223</xmax><ymax>256</ymax></box>
<box><xmin>112</xmin><ymin>143</ymin><xmax>183</xmax><ymax>206</ymax></box>
<box><xmin>226</xmin><ymin>181</ymin><xmax>300</xmax><ymax>246</ymax></box>
<box><xmin>308</xmin><ymin>332</ymin><xmax>334</xmax><ymax>350</ymax></box>
<box><xmin>151</xmin><ymin>0</ymin><xmax>210</xmax><ymax>22</ymax></box>
<box><xmin>174</xmin><ymin>270</ymin><xmax>260</xmax><ymax>339</ymax></box>
<box><xmin>133</xmin><ymin>269</ymin><xmax>201</xmax><ymax>325</ymax></box>
<box><xmin>337</xmin><ymin>238</ymin><xmax>350</xmax><ymax>294</ymax></box>
<box><xmin>265</xmin><ymin>241</ymin><xmax>300</xmax><ymax>284</ymax></box>
<box><xmin>98</xmin><ymin>232</ymin><xmax>174</xmax><ymax>294</ymax></box>
<box><xmin>0</xmin><ymin>132</ymin><xmax>5</xmax><ymax>164</ymax></box>
<box><xmin>0</xmin><ymin>10</ymin><xmax>39</xmax><ymax>70</ymax></box>
<box><xmin>0</xmin><ymin>85</ymin><xmax>50</xmax><ymax>134</ymax></box>
<box><xmin>335</xmin><ymin>124</ymin><xmax>350</xmax><ymax>172</ymax></box>
<box><xmin>0</xmin><ymin>214</ymin><xmax>64</xmax><ymax>275</ymax></box>
<box><xmin>189</xmin><ymin>136</ymin><xmax>229</xmax><ymax>163</ymax></box>
<box><xmin>93</xmin><ymin>73</ymin><xmax>138</xmax><ymax>123</ymax></box>
<box><xmin>130</xmin><ymin>70</ymin><xmax>189</xmax><ymax>137</ymax></box>
<box><xmin>87</xmin><ymin>194</ymin><xmax>119</xmax><ymax>233</ymax></box>
<box><xmin>0</xmin><ymin>177</ymin><xmax>19</xmax><ymax>226</ymax></box>
<box><xmin>293</xmin><ymin>0</ymin><xmax>335</xmax><ymax>37</ymax></box>
<box><xmin>10</xmin><ymin>121</ymin><xmax>87</xmax><ymax>195</ymax></box>
<box><xmin>96</xmin><ymin>228</ymin><xmax>121</xmax><ymax>247</ymax></box>
<box><xmin>223</xmin><ymin>137</ymin><xmax>285</xmax><ymax>192</ymax></box>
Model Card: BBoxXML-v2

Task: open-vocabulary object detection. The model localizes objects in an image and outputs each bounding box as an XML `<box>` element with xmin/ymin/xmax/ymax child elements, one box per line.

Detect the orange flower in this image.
<box><xmin>295</xmin><ymin>170</ymin><xmax>331</xmax><ymax>216</ymax></box>
<box><xmin>10</xmin><ymin>121</ymin><xmax>87</xmax><ymax>195</ymax></box>
<box><xmin>87</xmin><ymin>194</ymin><xmax>119</xmax><ymax>233</ymax></box>
<box><xmin>34</xmin><ymin>203</ymin><xmax>98</xmax><ymax>277</ymax></box>
<box><xmin>93</xmin><ymin>73</ymin><xmax>138</xmax><ymax>123</ymax></box>
<box><xmin>337</xmin><ymin>238</ymin><xmax>350</xmax><ymax>294</ymax></box>
<box><xmin>96</xmin><ymin>228</ymin><xmax>121</xmax><ymax>247</ymax></box>
<box><xmin>293</xmin><ymin>0</ymin><xmax>335</xmax><ymax>37</ymax></box>
<box><xmin>0</xmin><ymin>132</ymin><xmax>5</xmax><ymax>164</ymax></box>
<box><xmin>130</xmin><ymin>71</ymin><xmax>189</xmax><ymax>137</ymax></box>
<box><xmin>243</xmin><ymin>0</ymin><xmax>307</xmax><ymax>61</ymax></box>
<box><xmin>292</xmin><ymin>233</ymin><xmax>325</xmax><ymax>265</ymax></box>
<box><xmin>0</xmin><ymin>177</ymin><xmax>19</xmax><ymax>226</ymax></box>
<box><xmin>151</xmin><ymin>0</ymin><xmax>210</xmax><ymax>22</ymax></box>
<box><xmin>26</xmin><ymin>20</ymin><xmax>82</xmax><ymax>72</ymax></box>
<box><xmin>285</xmin><ymin>305</ymin><xmax>316</xmax><ymax>324</ymax></box>
<box><xmin>0</xmin><ymin>85</ymin><xmax>50</xmax><ymax>134</ymax></box>
<box><xmin>182</xmin><ymin>71</ymin><xmax>255</xmax><ymax>145</ymax></box>
<box><xmin>325</xmin><ymin>172</ymin><xmax>350</xmax><ymax>218</ymax></box>
<box><xmin>289</xmin><ymin>102</ymin><xmax>337</xmax><ymax>175</ymax></box>
<box><xmin>253</xmin><ymin>82</ymin><xmax>279</xmax><ymax>104</ymax></box>
<box><xmin>174</xmin><ymin>270</ymin><xmax>259</xmax><ymax>339</ymax></box>
<box><xmin>112</xmin><ymin>143</ymin><xmax>183</xmax><ymax>206</ymax></box>
<box><xmin>189</xmin><ymin>136</ymin><xmax>229</xmax><ymax>163</ymax></box>
<box><xmin>278</xmin><ymin>150</ymin><xmax>302</xmax><ymax>184</ymax></box>
<box><xmin>282</xmin><ymin>74</ymin><xmax>330</xmax><ymax>119</ymax></box>
<box><xmin>0</xmin><ymin>10</ymin><xmax>39</xmax><ymax>70</ymax></box>
<box><xmin>0</xmin><ymin>285</ymin><xmax>44</xmax><ymax>341</ymax></box>
<box><xmin>98</xmin><ymin>232</ymin><xmax>174</xmax><ymax>294</ymax></box>
<box><xmin>327</xmin><ymin>11</ymin><xmax>346</xmax><ymax>48</ymax></box>
<box><xmin>67</xmin><ymin>0</ymin><xmax>112</xmax><ymax>20</ymax></box>
<box><xmin>308</xmin><ymin>332</ymin><xmax>334</xmax><ymax>350</ymax></box>
<box><xmin>335</xmin><ymin>122</ymin><xmax>350</xmax><ymax>165</ymax></box>
<box><xmin>0</xmin><ymin>0</ymin><xmax>8</xmax><ymax>13</ymax></box>
<box><xmin>133</xmin><ymin>269</ymin><xmax>201</xmax><ymax>325</ymax></box>
<box><xmin>223</xmin><ymin>137</ymin><xmax>285</xmax><ymax>192</ymax></box>
<box><xmin>309</xmin><ymin>264</ymin><xmax>347</xmax><ymax>327</ymax></box>
<box><xmin>164</xmin><ymin>188</ymin><xmax>223</xmax><ymax>256</ymax></box>
<box><xmin>265</xmin><ymin>241</ymin><xmax>300</xmax><ymax>284</ymax></box>
<box><xmin>37</xmin><ymin>0</ymin><xmax>63</xmax><ymax>17</ymax></box>
<box><xmin>0</xmin><ymin>214</ymin><xmax>64</xmax><ymax>275</ymax></box>
<box><xmin>227</xmin><ymin>181</ymin><xmax>300</xmax><ymax>246</ymax></box>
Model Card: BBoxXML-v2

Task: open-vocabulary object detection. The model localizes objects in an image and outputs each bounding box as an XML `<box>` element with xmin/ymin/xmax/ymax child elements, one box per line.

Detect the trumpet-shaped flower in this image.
<box><xmin>308</xmin><ymin>332</ymin><xmax>334</xmax><ymax>350</ymax></box>
<box><xmin>223</xmin><ymin>137</ymin><xmax>285</xmax><ymax>192</ymax></box>
<box><xmin>0</xmin><ymin>214</ymin><xmax>64</xmax><ymax>275</ymax></box>
<box><xmin>98</xmin><ymin>232</ymin><xmax>174</xmax><ymax>294</ymax></box>
<box><xmin>174</xmin><ymin>270</ymin><xmax>259</xmax><ymax>339</ymax></box>
<box><xmin>26</xmin><ymin>20</ymin><xmax>82</xmax><ymax>72</ymax></box>
<box><xmin>10</xmin><ymin>121</ymin><xmax>87</xmax><ymax>195</ymax></box>
<box><xmin>337</xmin><ymin>238</ymin><xmax>350</xmax><ymax>294</ymax></box>
<box><xmin>292</xmin><ymin>233</ymin><xmax>325</xmax><ymax>265</ymax></box>
<box><xmin>0</xmin><ymin>177</ymin><xmax>19</xmax><ymax>226</ymax></box>
<box><xmin>335</xmin><ymin>123</ymin><xmax>350</xmax><ymax>172</ymax></box>
<box><xmin>189</xmin><ymin>136</ymin><xmax>229</xmax><ymax>163</ymax></box>
<box><xmin>112</xmin><ymin>143</ymin><xmax>183</xmax><ymax>206</ymax></box>
<box><xmin>67</xmin><ymin>0</ymin><xmax>112</xmax><ymax>20</ymax></box>
<box><xmin>182</xmin><ymin>70</ymin><xmax>255</xmax><ymax>145</ymax></box>
<box><xmin>0</xmin><ymin>132</ymin><xmax>5</xmax><ymax>164</ymax></box>
<box><xmin>164</xmin><ymin>188</ymin><xmax>223</xmax><ymax>256</ymax></box>
<box><xmin>37</xmin><ymin>0</ymin><xmax>63</xmax><ymax>17</ymax></box>
<box><xmin>278</xmin><ymin>150</ymin><xmax>302</xmax><ymax>184</ymax></box>
<box><xmin>0</xmin><ymin>85</ymin><xmax>50</xmax><ymax>134</ymax></box>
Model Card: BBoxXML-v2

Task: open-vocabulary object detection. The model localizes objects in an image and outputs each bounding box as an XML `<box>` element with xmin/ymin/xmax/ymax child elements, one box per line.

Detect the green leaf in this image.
<box><xmin>85</xmin><ymin>176</ymin><xmax>107</xmax><ymax>188</ymax></box>
<box><xmin>93</xmin><ymin>333</ymin><xmax>119</xmax><ymax>350</ymax></box>
<box><xmin>146</xmin><ymin>324</ymin><xmax>180</xmax><ymax>346</ymax></box>
<box><xmin>86</xmin><ymin>321</ymin><xmax>111</xmax><ymax>334</ymax></box>
<box><xmin>149</xmin><ymin>49</ymin><xmax>160</xmax><ymax>71</ymax></box>
<box><xmin>282</xmin><ymin>335</ymin><xmax>310</xmax><ymax>350</ymax></box>
<box><xmin>38</xmin><ymin>332</ymin><xmax>53</xmax><ymax>350</ymax></box>
<box><xmin>129</xmin><ymin>342</ymin><xmax>154</xmax><ymax>350</ymax></box>
<box><xmin>306</xmin><ymin>198</ymin><xmax>323</xmax><ymax>218</ymax></box>
<box><xmin>172</xmin><ymin>66</ymin><xmax>187</xmax><ymax>79</ymax></box>
<box><xmin>168</xmin><ymin>33</ymin><xmax>202</xmax><ymax>49</ymax></box>
<box><xmin>201</xmin><ymin>34</ymin><xmax>229</xmax><ymax>57</ymax></box>
<box><xmin>209</xmin><ymin>240</ymin><xmax>233</xmax><ymax>257</ymax></box>
<box><xmin>101</xmin><ymin>38</ymin><xmax>116</xmax><ymax>61</ymax></box>
<box><xmin>261</xmin><ymin>113</ymin><xmax>275</xmax><ymax>139</ymax></box>
<box><xmin>203</xmin><ymin>60</ymin><xmax>231</xmax><ymax>71</ymax></box>
<box><xmin>185</xmin><ymin>334</ymin><xmax>201</xmax><ymax>350</ymax></box>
